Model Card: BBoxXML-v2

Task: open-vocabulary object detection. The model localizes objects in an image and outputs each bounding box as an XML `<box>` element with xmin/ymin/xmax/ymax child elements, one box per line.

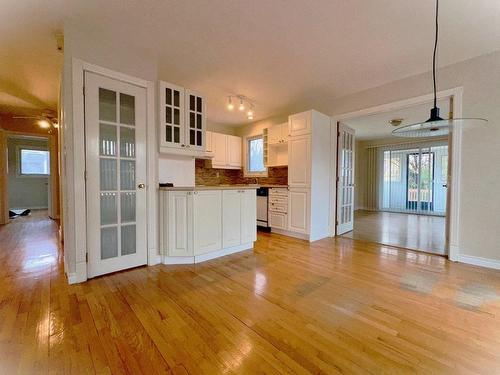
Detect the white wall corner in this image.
<box><xmin>148</xmin><ymin>252</ymin><xmax>162</xmax><ymax>266</ymax></box>
<box><xmin>457</xmin><ymin>254</ymin><xmax>500</xmax><ymax>270</ymax></box>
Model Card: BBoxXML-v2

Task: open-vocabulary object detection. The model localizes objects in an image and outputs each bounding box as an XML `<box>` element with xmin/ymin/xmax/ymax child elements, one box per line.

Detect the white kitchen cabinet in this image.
<box><xmin>241</xmin><ymin>189</ymin><xmax>257</xmax><ymax>243</ymax></box>
<box><xmin>161</xmin><ymin>188</ymin><xmax>257</xmax><ymax>263</ymax></box>
<box><xmin>288</xmin><ymin>111</ymin><xmax>311</xmax><ymax>136</ymax></box>
<box><xmin>269</xmin><ymin>212</ymin><xmax>287</xmax><ymax>230</ymax></box>
<box><xmin>288</xmin><ymin>188</ymin><xmax>310</xmax><ymax>234</ymax></box>
<box><xmin>158</xmin><ymin>81</ymin><xmax>207</xmax><ymax>155</ymax></box>
<box><xmin>166</xmin><ymin>191</ymin><xmax>193</xmax><ymax>256</ymax></box>
<box><xmin>268</xmin><ymin>122</ymin><xmax>288</xmax><ymax>145</ymax></box>
<box><xmin>210</xmin><ymin>132</ymin><xmax>242</xmax><ymax>169</ymax></box>
<box><xmin>227</xmin><ymin>135</ymin><xmax>242</xmax><ymax>168</ymax></box>
<box><xmin>193</xmin><ymin>190</ymin><xmax>222</xmax><ymax>255</ymax></box>
<box><xmin>206</xmin><ymin>131</ymin><xmax>213</xmax><ymax>152</ymax></box>
<box><xmin>222</xmin><ymin>190</ymin><xmax>242</xmax><ymax>248</ymax></box>
<box><xmin>288</xmin><ymin>135</ymin><xmax>311</xmax><ymax>187</ymax></box>
<box><xmin>159</xmin><ymin>81</ymin><xmax>185</xmax><ymax>149</ymax></box>
<box><xmin>185</xmin><ymin>89</ymin><xmax>206</xmax><ymax>150</ymax></box>
<box><xmin>211</xmin><ymin>131</ymin><xmax>227</xmax><ymax>167</ymax></box>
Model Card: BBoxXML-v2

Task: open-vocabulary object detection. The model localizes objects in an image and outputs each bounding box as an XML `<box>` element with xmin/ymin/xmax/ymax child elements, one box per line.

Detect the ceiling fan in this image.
<box><xmin>13</xmin><ymin>111</ymin><xmax>59</xmax><ymax>129</ymax></box>
<box><xmin>392</xmin><ymin>0</ymin><xmax>487</xmax><ymax>138</ymax></box>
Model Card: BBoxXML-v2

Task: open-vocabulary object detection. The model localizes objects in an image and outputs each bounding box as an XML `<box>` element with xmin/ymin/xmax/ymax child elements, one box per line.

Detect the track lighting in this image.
<box><xmin>38</xmin><ymin>119</ymin><xmax>51</xmax><ymax>129</ymax></box>
<box><xmin>226</xmin><ymin>95</ymin><xmax>255</xmax><ymax>121</ymax></box>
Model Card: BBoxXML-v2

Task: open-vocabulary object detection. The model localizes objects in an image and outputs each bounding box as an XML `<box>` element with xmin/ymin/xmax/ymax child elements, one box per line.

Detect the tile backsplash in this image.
<box><xmin>195</xmin><ymin>159</ymin><xmax>288</xmax><ymax>186</ymax></box>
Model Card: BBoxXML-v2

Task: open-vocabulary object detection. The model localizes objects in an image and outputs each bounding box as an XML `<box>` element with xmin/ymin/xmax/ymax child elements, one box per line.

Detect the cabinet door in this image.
<box><xmin>288</xmin><ymin>188</ymin><xmax>310</xmax><ymax>234</ymax></box>
<box><xmin>288</xmin><ymin>111</ymin><xmax>311</xmax><ymax>136</ymax></box>
<box><xmin>206</xmin><ymin>131</ymin><xmax>213</xmax><ymax>152</ymax></box>
<box><xmin>185</xmin><ymin>90</ymin><xmax>205</xmax><ymax>151</ymax></box>
<box><xmin>212</xmin><ymin>132</ymin><xmax>227</xmax><ymax>167</ymax></box>
<box><xmin>222</xmin><ymin>190</ymin><xmax>242</xmax><ymax>248</ymax></box>
<box><xmin>159</xmin><ymin>81</ymin><xmax>184</xmax><ymax>149</ymax></box>
<box><xmin>193</xmin><ymin>190</ymin><xmax>222</xmax><ymax>255</ymax></box>
<box><xmin>241</xmin><ymin>190</ymin><xmax>257</xmax><ymax>243</ymax></box>
<box><xmin>167</xmin><ymin>191</ymin><xmax>193</xmax><ymax>256</ymax></box>
<box><xmin>288</xmin><ymin>135</ymin><xmax>311</xmax><ymax>187</ymax></box>
<box><xmin>269</xmin><ymin>212</ymin><xmax>287</xmax><ymax>230</ymax></box>
<box><xmin>267</xmin><ymin>125</ymin><xmax>281</xmax><ymax>145</ymax></box>
<box><xmin>226</xmin><ymin>135</ymin><xmax>242</xmax><ymax>168</ymax></box>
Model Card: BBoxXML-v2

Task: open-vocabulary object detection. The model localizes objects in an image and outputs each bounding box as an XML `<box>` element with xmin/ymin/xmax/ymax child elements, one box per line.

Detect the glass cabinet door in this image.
<box><xmin>185</xmin><ymin>90</ymin><xmax>205</xmax><ymax>150</ymax></box>
<box><xmin>160</xmin><ymin>82</ymin><xmax>184</xmax><ymax>148</ymax></box>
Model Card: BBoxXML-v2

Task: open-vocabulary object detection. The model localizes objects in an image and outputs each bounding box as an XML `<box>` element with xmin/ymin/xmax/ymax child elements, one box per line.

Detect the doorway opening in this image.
<box><xmin>335</xmin><ymin>92</ymin><xmax>460</xmax><ymax>257</ymax></box>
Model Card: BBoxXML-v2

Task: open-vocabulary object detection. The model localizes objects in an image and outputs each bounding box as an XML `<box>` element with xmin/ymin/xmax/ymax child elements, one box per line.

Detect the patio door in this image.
<box><xmin>85</xmin><ymin>72</ymin><xmax>148</xmax><ymax>277</ymax></box>
<box><xmin>336</xmin><ymin>122</ymin><xmax>355</xmax><ymax>235</ymax></box>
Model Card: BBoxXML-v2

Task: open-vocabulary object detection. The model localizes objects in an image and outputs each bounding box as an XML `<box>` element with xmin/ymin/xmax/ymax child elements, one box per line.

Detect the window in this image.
<box><xmin>383</xmin><ymin>151</ymin><xmax>401</xmax><ymax>182</ymax></box>
<box><xmin>20</xmin><ymin>148</ymin><xmax>50</xmax><ymax>176</ymax></box>
<box><xmin>246</xmin><ymin>136</ymin><xmax>266</xmax><ymax>176</ymax></box>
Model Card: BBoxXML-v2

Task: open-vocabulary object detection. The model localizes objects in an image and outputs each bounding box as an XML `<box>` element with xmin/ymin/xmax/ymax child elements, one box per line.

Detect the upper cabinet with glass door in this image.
<box><xmin>158</xmin><ymin>81</ymin><xmax>207</xmax><ymax>156</ymax></box>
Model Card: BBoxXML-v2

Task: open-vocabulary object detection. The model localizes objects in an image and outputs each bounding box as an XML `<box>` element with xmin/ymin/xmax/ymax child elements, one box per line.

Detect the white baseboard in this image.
<box><xmin>457</xmin><ymin>254</ymin><xmax>500</xmax><ymax>270</ymax></box>
<box><xmin>148</xmin><ymin>250</ymin><xmax>162</xmax><ymax>266</ymax></box>
<box><xmin>163</xmin><ymin>243</ymin><xmax>253</xmax><ymax>265</ymax></box>
<box><xmin>271</xmin><ymin>228</ymin><xmax>309</xmax><ymax>241</ymax></box>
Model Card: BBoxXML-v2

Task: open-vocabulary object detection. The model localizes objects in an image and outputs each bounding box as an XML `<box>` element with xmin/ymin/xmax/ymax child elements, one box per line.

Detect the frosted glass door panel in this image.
<box><xmin>85</xmin><ymin>71</ymin><xmax>147</xmax><ymax>277</ymax></box>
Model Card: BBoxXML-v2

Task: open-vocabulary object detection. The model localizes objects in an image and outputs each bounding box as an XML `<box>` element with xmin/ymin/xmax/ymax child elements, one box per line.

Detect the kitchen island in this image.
<box><xmin>159</xmin><ymin>186</ymin><xmax>257</xmax><ymax>264</ymax></box>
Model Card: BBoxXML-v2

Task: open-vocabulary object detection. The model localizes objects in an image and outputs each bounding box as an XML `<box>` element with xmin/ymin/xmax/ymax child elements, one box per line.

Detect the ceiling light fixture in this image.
<box><xmin>227</xmin><ymin>96</ymin><xmax>234</xmax><ymax>111</ymax></box>
<box><xmin>392</xmin><ymin>0</ymin><xmax>487</xmax><ymax>138</ymax></box>
<box><xmin>38</xmin><ymin>119</ymin><xmax>51</xmax><ymax>129</ymax></box>
<box><xmin>226</xmin><ymin>95</ymin><xmax>256</xmax><ymax>121</ymax></box>
<box><xmin>389</xmin><ymin>118</ymin><xmax>404</xmax><ymax>127</ymax></box>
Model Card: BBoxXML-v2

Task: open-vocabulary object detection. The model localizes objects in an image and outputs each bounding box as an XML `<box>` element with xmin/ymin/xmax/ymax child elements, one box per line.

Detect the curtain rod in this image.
<box><xmin>363</xmin><ymin>137</ymin><xmax>448</xmax><ymax>149</ymax></box>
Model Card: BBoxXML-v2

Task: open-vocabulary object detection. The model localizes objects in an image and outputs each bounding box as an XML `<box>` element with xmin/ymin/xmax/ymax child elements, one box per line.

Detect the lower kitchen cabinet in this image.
<box><xmin>161</xmin><ymin>188</ymin><xmax>257</xmax><ymax>263</ymax></box>
<box><xmin>166</xmin><ymin>191</ymin><xmax>193</xmax><ymax>257</ymax></box>
<box><xmin>288</xmin><ymin>188</ymin><xmax>310</xmax><ymax>234</ymax></box>
<box><xmin>269</xmin><ymin>212</ymin><xmax>287</xmax><ymax>230</ymax></box>
<box><xmin>193</xmin><ymin>190</ymin><xmax>222</xmax><ymax>255</ymax></box>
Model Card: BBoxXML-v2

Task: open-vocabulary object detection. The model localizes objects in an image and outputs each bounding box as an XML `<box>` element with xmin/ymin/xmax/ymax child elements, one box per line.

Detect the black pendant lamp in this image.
<box><xmin>392</xmin><ymin>0</ymin><xmax>487</xmax><ymax>138</ymax></box>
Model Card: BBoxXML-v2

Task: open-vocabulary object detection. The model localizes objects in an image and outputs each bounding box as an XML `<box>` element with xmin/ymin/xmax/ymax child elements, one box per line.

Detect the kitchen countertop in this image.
<box><xmin>158</xmin><ymin>184</ymin><xmax>260</xmax><ymax>191</ymax></box>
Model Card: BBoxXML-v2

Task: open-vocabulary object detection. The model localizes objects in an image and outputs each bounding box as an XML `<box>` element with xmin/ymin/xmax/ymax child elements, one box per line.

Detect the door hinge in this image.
<box><xmin>83</xmin><ymin>86</ymin><xmax>85</xmax><ymax>96</ymax></box>
<box><xmin>84</xmin><ymin>170</ymin><xmax>87</xmax><ymax>181</ymax></box>
<box><xmin>85</xmin><ymin>253</ymin><xmax>88</xmax><ymax>263</ymax></box>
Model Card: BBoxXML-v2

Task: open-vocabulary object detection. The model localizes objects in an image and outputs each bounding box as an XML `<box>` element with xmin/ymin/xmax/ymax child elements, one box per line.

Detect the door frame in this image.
<box><xmin>331</xmin><ymin>87</ymin><xmax>463</xmax><ymax>261</ymax></box>
<box><xmin>1</xmin><ymin>131</ymin><xmax>59</xmax><ymax>221</ymax></box>
<box><xmin>69</xmin><ymin>59</ymin><xmax>158</xmax><ymax>283</ymax></box>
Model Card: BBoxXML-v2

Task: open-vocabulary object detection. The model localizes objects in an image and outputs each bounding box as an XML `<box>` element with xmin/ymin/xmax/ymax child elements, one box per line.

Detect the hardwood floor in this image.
<box><xmin>2</xmin><ymin>213</ymin><xmax>500</xmax><ymax>374</ymax></box>
<box><xmin>342</xmin><ymin>210</ymin><xmax>447</xmax><ymax>255</ymax></box>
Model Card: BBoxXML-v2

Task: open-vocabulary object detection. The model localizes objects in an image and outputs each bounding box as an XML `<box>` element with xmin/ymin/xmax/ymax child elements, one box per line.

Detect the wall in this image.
<box><xmin>235</xmin><ymin>114</ymin><xmax>288</xmax><ymax>139</ymax></box>
<box><xmin>331</xmin><ymin>50</ymin><xmax>500</xmax><ymax>262</ymax></box>
<box><xmin>7</xmin><ymin>137</ymin><xmax>49</xmax><ymax>209</ymax></box>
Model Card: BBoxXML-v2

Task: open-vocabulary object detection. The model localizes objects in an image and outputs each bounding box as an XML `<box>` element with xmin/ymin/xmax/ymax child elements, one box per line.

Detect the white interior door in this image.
<box><xmin>336</xmin><ymin>122</ymin><xmax>355</xmax><ymax>235</ymax></box>
<box><xmin>85</xmin><ymin>72</ymin><xmax>148</xmax><ymax>278</ymax></box>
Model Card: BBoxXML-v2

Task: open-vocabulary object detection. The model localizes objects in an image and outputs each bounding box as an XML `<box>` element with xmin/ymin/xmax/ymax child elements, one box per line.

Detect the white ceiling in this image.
<box><xmin>2</xmin><ymin>0</ymin><xmax>500</xmax><ymax>124</ymax></box>
<box><xmin>344</xmin><ymin>98</ymin><xmax>450</xmax><ymax>140</ymax></box>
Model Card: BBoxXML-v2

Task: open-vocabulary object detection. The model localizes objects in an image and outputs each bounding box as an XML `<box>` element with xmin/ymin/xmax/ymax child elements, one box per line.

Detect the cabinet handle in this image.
<box><xmin>181</xmin><ymin>144</ymin><xmax>185</xmax><ymax>147</ymax></box>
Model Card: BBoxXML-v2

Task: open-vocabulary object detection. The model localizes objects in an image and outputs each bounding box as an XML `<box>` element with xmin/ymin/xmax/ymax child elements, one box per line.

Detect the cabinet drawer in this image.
<box><xmin>269</xmin><ymin>212</ymin><xmax>287</xmax><ymax>230</ymax></box>
<box><xmin>269</xmin><ymin>196</ymin><xmax>288</xmax><ymax>205</ymax></box>
<box><xmin>269</xmin><ymin>188</ymin><xmax>288</xmax><ymax>197</ymax></box>
<box><xmin>269</xmin><ymin>203</ymin><xmax>287</xmax><ymax>213</ymax></box>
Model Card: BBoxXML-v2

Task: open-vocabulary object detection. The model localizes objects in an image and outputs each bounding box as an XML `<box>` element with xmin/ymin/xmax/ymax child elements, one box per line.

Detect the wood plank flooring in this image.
<box><xmin>2</xmin><ymin>212</ymin><xmax>500</xmax><ymax>373</ymax></box>
<box><xmin>342</xmin><ymin>210</ymin><xmax>446</xmax><ymax>255</ymax></box>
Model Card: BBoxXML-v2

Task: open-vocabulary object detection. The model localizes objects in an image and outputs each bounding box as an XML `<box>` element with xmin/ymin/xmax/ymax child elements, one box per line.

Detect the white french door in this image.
<box><xmin>336</xmin><ymin>122</ymin><xmax>355</xmax><ymax>235</ymax></box>
<box><xmin>85</xmin><ymin>72</ymin><xmax>148</xmax><ymax>278</ymax></box>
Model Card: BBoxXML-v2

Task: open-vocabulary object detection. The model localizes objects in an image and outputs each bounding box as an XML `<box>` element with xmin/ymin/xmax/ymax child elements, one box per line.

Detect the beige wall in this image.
<box><xmin>331</xmin><ymin>50</ymin><xmax>500</xmax><ymax>261</ymax></box>
<box><xmin>234</xmin><ymin>114</ymin><xmax>288</xmax><ymax>139</ymax></box>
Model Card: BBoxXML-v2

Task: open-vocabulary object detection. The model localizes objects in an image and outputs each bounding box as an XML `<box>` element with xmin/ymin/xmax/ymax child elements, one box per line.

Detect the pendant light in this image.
<box><xmin>392</xmin><ymin>0</ymin><xmax>487</xmax><ymax>138</ymax></box>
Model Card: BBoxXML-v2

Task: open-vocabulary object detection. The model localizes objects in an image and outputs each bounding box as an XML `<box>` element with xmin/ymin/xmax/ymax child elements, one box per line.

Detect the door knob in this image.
<box><xmin>138</xmin><ymin>183</ymin><xmax>146</xmax><ymax>189</ymax></box>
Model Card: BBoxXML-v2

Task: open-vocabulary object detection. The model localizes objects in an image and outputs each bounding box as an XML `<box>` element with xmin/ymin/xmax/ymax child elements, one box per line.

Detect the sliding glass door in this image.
<box><xmin>381</xmin><ymin>143</ymin><xmax>448</xmax><ymax>216</ymax></box>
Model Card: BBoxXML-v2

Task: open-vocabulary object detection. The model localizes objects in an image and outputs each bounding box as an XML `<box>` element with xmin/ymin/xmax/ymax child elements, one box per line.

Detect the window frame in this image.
<box><xmin>244</xmin><ymin>134</ymin><xmax>268</xmax><ymax>177</ymax></box>
<box><xmin>17</xmin><ymin>146</ymin><xmax>50</xmax><ymax>178</ymax></box>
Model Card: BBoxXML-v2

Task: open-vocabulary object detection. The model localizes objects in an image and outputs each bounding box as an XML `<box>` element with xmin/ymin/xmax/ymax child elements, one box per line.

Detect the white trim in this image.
<box><xmin>271</xmin><ymin>228</ymin><xmax>309</xmax><ymax>241</ymax></box>
<box><xmin>331</xmin><ymin>87</ymin><xmax>463</xmax><ymax>258</ymax></box>
<box><xmin>69</xmin><ymin>58</ymin><xmax>156</xmax><ymax>284</ymax></box>
<box><xmin>162</xmin><ymin>243</ymin><xmax>253</xmax><ymax>265</ymax></box>
<box><xmin>457</xmin><ymin>254</ymin><xmax>500</xmax><ymax>270</ymax></box>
